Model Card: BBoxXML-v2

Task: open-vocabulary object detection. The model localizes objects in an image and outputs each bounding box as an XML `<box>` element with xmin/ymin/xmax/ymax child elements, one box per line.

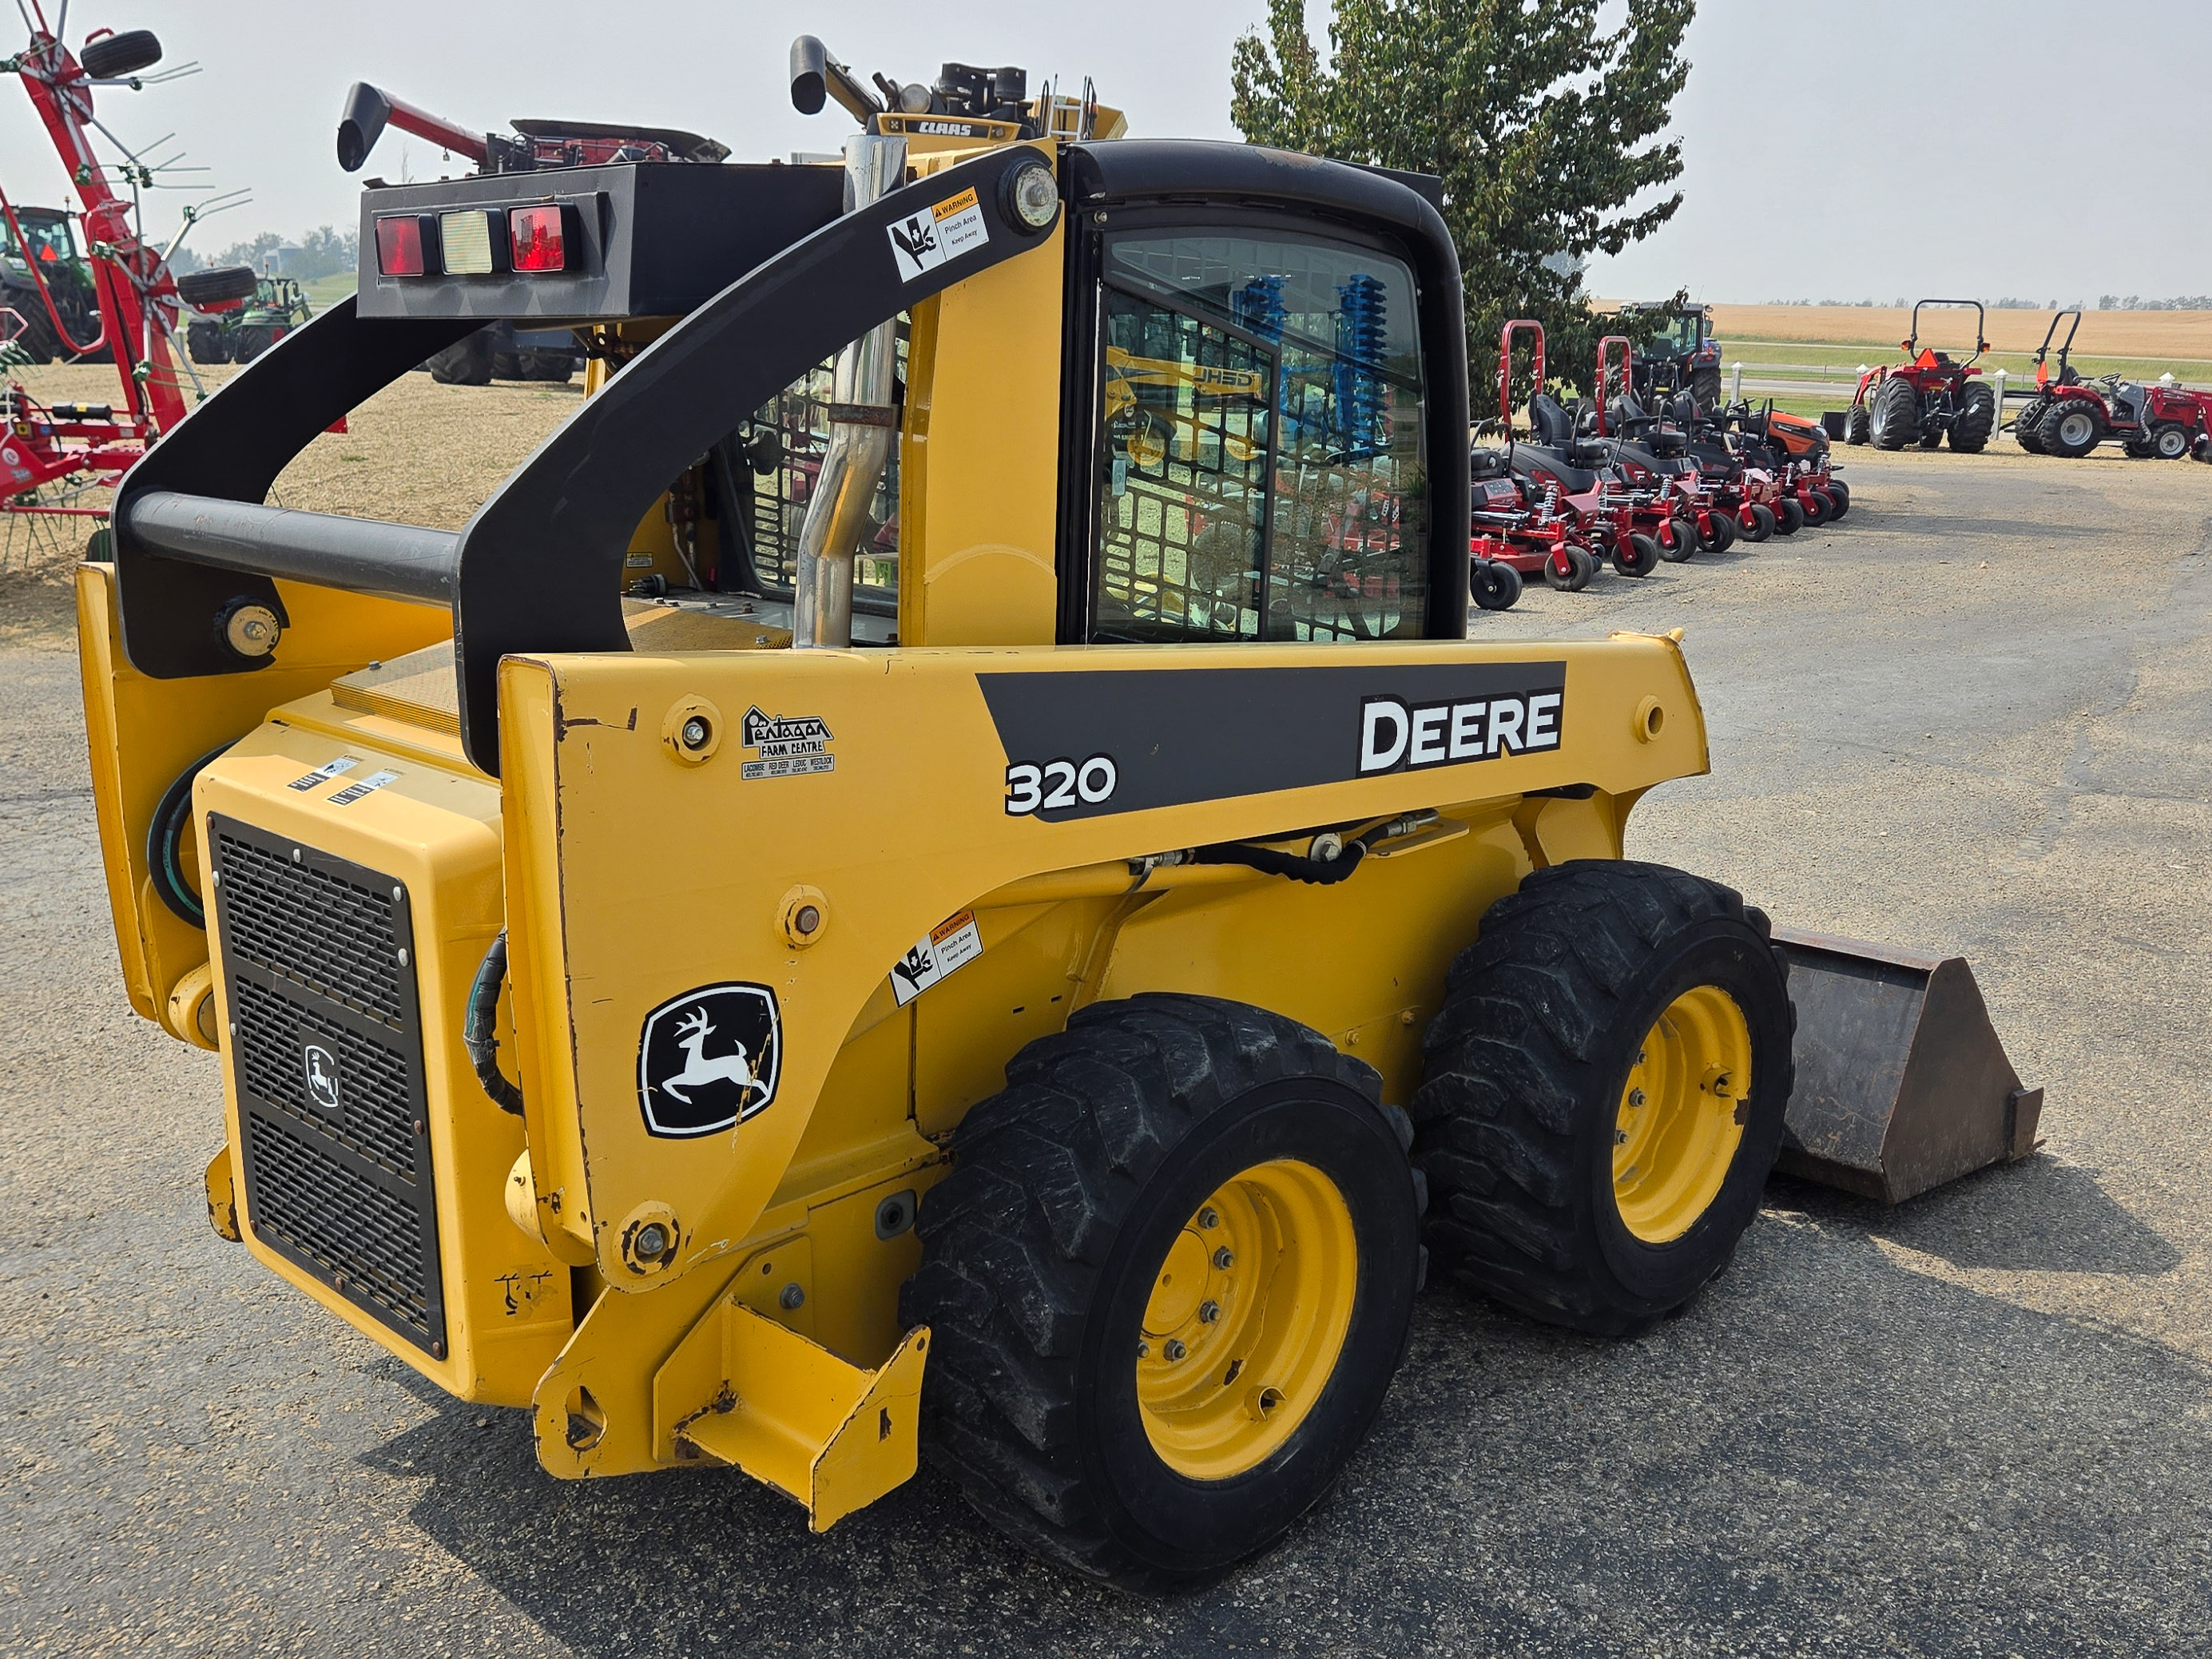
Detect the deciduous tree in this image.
<box><xmin>1232</xmin><ymin>0</ymin><xmax>1694</xmax><ymax>405</ymax></box>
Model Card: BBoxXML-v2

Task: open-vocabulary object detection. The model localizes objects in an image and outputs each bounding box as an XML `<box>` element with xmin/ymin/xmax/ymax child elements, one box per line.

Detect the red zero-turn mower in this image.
<box><xmin>1467</xmin><ymin>319</ymin><xmax>1606</xmax><ymax>600</ymax></box>
<box><xmin>2011</xmin><ymin>308</ymin><xmax>2212</xmax><ymax>460</ymax></box>
<box><xmin>1842</xmin><ymin>300</ymin><xmax>1997</xmax><ymax>452</ymax></box>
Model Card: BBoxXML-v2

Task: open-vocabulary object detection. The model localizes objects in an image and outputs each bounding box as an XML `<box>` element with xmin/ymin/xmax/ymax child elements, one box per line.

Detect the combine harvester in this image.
<box><xmin>76</xmin><ymin>34</ymin><xmax>2042</xmax><ymax>1588</ymax></box>
<box><xmin>0</xmin><ymin>6</ymin><xmax>252</xmax><ymax>562</ymax></box>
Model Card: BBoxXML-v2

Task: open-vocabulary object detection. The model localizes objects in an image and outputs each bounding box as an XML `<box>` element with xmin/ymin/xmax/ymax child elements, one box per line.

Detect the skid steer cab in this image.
<box><xmin>74</xmin><ymin>35</ymin><xmax>2041</xmax><ymax>1590</ymax></box>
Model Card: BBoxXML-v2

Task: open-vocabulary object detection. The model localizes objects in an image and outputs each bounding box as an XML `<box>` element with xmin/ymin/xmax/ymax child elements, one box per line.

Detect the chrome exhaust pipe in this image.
<box><xmin>792</xmin><ymin>133</ymin><xmax>906</xmax><ymax>649</ymax></box>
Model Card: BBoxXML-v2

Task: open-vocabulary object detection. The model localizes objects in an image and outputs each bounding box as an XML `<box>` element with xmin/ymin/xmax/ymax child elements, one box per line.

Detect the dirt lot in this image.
<box><xmin>2</xmin><ymin>416</ymin><xmax>2210</xmax><ymax>1655</ymax></box>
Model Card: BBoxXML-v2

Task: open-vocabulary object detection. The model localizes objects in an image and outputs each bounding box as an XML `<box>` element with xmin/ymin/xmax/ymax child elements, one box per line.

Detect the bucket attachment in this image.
<box><xmin>1770</xmin><ymin>927</ymin><xmax>2043</xmax><ymax>1205</ymax></box>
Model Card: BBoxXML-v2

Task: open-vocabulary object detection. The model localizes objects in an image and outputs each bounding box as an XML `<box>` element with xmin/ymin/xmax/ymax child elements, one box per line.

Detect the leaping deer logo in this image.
<box><xmin>659</xmin><ymin>1005</ymin><xmax>772</xmax><ymax>1109</ymax></box>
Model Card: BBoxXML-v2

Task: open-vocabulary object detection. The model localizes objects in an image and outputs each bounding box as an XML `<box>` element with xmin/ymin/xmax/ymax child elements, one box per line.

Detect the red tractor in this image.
<box><xmin>1841</xmin><ymin>300</ymin><xmax>1997</xmax><ymax>453</ymax></box>
<box><xmin>2011</xmin><ymin>308</ymin><xmax>2212</xmax><ymax>460</ymax></box>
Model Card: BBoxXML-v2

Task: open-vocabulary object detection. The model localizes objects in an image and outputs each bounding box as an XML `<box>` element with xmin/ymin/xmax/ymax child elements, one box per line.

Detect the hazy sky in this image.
<box><xmin>1</xmin><ymin>0</ymin><xmax>2201</xmax><ymax>303</ymax></box>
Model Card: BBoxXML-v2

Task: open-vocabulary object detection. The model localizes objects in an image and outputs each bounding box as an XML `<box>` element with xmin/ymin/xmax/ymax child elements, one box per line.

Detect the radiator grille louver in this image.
<box><xmin>212</xmin><ymin>816</ymin><xmax>445</xmax><ymax>1356</ymax></box>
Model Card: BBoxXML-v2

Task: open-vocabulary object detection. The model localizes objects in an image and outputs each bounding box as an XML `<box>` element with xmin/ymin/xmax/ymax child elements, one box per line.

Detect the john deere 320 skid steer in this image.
<box><xmin>74</xmin><ymin>37</ymin><xmax>2042</xmax><ymax>1588</ymax></box>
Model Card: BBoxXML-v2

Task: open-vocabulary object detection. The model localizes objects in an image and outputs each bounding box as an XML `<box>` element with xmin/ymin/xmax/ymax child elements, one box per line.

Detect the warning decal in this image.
<box><xmin>288</xmin><ymin>756</ymin><xmax>359</xmax><ymax>792</ymax></box>
<box><xmin>889</xmin><ymin>910</ymin><xmax>984</xmax><ymax>1006</ymax></box>
<box><xmin>887</xmin><ymin>186</ymin><xmax>991</xmax><ymax>283</ymax></box>
<box><xmin>328</xmin><ymin>769</ymin><xmax>399</xmax><ymax>807</ymax></box>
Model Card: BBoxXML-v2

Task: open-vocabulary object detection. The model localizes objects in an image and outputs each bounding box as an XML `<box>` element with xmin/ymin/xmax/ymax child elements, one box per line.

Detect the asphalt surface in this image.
<box><xmin>4</xmin><ymin>443</ymin><xmax>2210</xmax><ymax>1657</ymax></box>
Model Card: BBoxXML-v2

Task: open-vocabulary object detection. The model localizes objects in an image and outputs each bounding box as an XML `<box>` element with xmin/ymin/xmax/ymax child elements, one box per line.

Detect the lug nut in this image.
<box><xmin>1137</xmin><ymin>1340</ymin><xmax>1150</xmax><ymax>1358</ymax></box>
<box><xmin>1199</xmin><ymin>1300</ymin><xmax>1221</xmax><ymax>1324</ymax></box>
<box><xmin>1627</xmin><ymin>1088</ymin><xmax>1646</xmax><ymax>1107</ymax></box>
<box><xmin>1614</xmin><ymin>1130</ymin><xmax>1630</xmax><ymax>1145</ymax></box>
<box><xmin>1213</xmin><ymin>1247</ymin><xmax>1234</xmax><ymax>1270</ymax></box>
<box><xmin>1163</xmin><ymin>1339</ymin><xmax>1186</xmax><ymax>1361</ymax></box>
<box><xmin>1198</xmin><ymin>1208</ymin><xmax>1220</xmax><ymax>1229</ymax></box>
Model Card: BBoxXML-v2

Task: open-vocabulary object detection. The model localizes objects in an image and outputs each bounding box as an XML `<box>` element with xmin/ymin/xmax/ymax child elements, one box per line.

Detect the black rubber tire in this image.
<box><xmin>2013</xmin><ymin>398</ymin><xmax>2050</xmax><ymax>454</ymax></box>
<box><xmin>1868</xmin><ymin>375</ymin><xmax>1918</xmax><ymax>450</ymax></box>
<box><xmin>903</xmin><ymin>994</ymin><xmax>1423</xmax><ymax>1590</ymax></box>
<box><xmin>176</xmin><ymin>265</ymin><xmax>258</xmax><ymax>308</ymax></box>
<box><xmin>1824</xmin><ymin>479</ymin><xmax>1849</xmax><ymax>519</ymax></box>
<box><xmin>2152</xmin><ymin>424</ymin><xmax>2192</xmax><ymax>461</ymax></box>
<box><xmin>1614</xmin><ymin>533</ymin><xmax>1660</xmax><ymax>577</ymax></box>
<box><xmin>1741</xmin><ymin>503</ymin><xmax>1773</xmax><ymax>543</ymax></box>
<box><xmin>1411</xmin><ymin>861</ymin><xmax>1794</xmax><ymax>1337</ymax></box>
<box><xmin>1707</xmin><ymin>510</ymin><xmax>1736</xmax><ymax>553</ymax></box>
<box><xmin>2043</xmin><ymin>399</ymin><xmax>2103</xmax><ymax>458</ymax></box>
<box><xmin>1690</xmin><ymin>364</ymin><xmax>1723</xmax><ymax>412</ymax></box>
<box><xmin>1950</xmin><ymin>381</ymin><xmax>1996</xmax><ymax>453</ymax></box>
<box><xmin>2</xmin><ymin>279</ymin><xmax>57</xmax><ymax>363</ymax></box>
<box><xmin>1543</xmin><ymin>542</ymin><xmax>1595</xmax><ymax>592</ymax></box>
<box><xmin>1800</xmin><ymin>488</ymin><xmax>1830</xmax><ymax>527</ymax></box>
<box><xmin>230</xmin><ymin>324</ymin><xmax>275</xmax><ymax>365</ymax></box>
<box><xmin>1771</xmin><ymin>496</ymin><xmax>1805</xmax><ymax>535</ymax></box>
<box><xmin>518</xmin><ymin>347</ymin><xmax>578</xmax><ymax>383</ymax></box>
<box><xmin>81</xmin><ymin>28</ymin><xmax>162</xmax><ymax>79</ymax></box>
<box><xmin>185</xmin><ymin>319</ymin><xmax>230</xmax><ymax>365</ymax></box>
<box><xmin>427</xmin><ymin>327</ymin><xmax>496</xmax><ymax>386</ymax></box>
<box><xmin>1842</xmin><ymin>404</ymin><xmax>1871</xmax><ymax>447</ymax></box>
<box><xmin>1471</xmin><ymin>558</ymin><xmax>1522</xmax><ymax>611</ymax></box>
<box><xmin>1667</xmin><ymin>516</ymin><xmax>1698</xmax><ymax>558</ymax></box>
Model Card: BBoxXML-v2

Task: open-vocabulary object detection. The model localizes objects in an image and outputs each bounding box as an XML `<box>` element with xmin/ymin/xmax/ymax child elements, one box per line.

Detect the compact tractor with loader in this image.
<box><xmin>77</xmin><ymin>35</ymin><xmax>2041</xmax><ymax>1589</ymax></box>
<box><xmin>185</xmin><ymin>272</ymin><xmax>314</xmax><ymax>365</ymax></box>
<box><xmin>1841</xmin><ymin>299</ymin><xmax>1998</xmax><ymax>452</ymax></box>
<box><xmin>1609</xmin><ymin>296</ymin><xmax>1722</xmax><ymax>411</ymax></box>
<box><xmin>2011</xmin><ymin>308</ymin><xmax>2212</xmax><ymax>460</ymax></box>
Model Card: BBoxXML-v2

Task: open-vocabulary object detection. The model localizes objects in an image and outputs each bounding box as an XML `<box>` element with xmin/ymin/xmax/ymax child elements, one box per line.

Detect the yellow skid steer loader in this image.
<box><xmin>73</xmin><ymin>37</ymin><xmax>2038</xmax><ymax>1589</ymax></box>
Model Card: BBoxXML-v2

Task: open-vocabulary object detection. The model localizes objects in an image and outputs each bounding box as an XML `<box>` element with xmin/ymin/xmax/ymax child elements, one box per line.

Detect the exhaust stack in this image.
<box><xmin>792</xmin><ymin>133</ymin><xmax>906</xmax><ymax>650</ymax></box>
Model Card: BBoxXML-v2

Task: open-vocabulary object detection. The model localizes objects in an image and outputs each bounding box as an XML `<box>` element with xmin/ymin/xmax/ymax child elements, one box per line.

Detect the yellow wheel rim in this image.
<box><xmin>1135</xmin><ymin>1158</ymin><xmax>1357</xmax><ymax>1481</ymax></box>
<box><xmin>1613</xmin><ymin>985</ymin><xmax>1753</xmax><ymax>1244</ymax></box>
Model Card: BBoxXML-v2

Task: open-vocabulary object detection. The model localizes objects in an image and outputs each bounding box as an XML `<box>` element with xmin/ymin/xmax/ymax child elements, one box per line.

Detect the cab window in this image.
<box><xmin>1090</xmin><ymin>232</ymin><xmax>1426</xmax><ymax>644</ymax></box>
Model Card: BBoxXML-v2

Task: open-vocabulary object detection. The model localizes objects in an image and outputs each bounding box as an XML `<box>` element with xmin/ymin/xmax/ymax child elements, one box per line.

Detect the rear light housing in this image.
<box><xmin>509</xmin><ymin>203</ymin><xmax>575</xmax><ymax>273</ymax></box>
<box><xmin>374</xmin><ymin>214</ymin><xmax>439</xmax><ymax>277</ymax></box>
<box><xmin>437</xmin><ymin>208</ymin><xmax>506</xmax><ymax>276</ymax></box>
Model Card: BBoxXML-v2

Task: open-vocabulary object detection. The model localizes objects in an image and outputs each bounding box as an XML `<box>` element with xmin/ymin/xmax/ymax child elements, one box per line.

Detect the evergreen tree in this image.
<box><xmin>1232</xmin><ymin>0</ymin><xmax>1694</xmax><ymax>404</ymax></box>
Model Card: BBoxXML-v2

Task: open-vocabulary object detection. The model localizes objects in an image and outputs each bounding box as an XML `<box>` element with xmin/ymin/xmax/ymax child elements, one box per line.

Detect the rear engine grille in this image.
<box><xmin>213</xmin><ymin>830</ymin><xmax>406</xmax><ymax>1023</ymax></box>
<box><xmin>212</xmin><ymin>816</ymin><xmax>444</xmax><ymax>1356</ymax></box>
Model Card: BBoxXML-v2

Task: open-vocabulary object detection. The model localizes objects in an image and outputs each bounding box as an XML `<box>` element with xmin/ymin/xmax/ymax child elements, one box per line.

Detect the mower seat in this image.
<box><xmin>1528</xmin><ymin>392</ymin><xmax>1577</xmax><ymax>447</ymax></box>
<box><xmin>1512</xmin><ymin>447</ymin><xmax>1598</xmax><ymax>495</ymax></box>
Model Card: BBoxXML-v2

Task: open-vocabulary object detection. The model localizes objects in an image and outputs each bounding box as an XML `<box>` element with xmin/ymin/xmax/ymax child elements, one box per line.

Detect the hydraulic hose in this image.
<box><xmin>463</xmin><ymin>930</ymin><xmax>526</xmax><ymax>1114</ymax></box>
<box><xmin>145</xmin><ymin>740</ymin><xmax>236</xmax><ymax>925</ymax></box>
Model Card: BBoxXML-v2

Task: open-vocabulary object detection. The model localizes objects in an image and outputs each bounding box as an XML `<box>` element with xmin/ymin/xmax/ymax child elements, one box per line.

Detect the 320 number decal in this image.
<box><xmin>1005</xmin><ymin>754</ymin><xmax>1118</xmax><ymax>816</ymax></box>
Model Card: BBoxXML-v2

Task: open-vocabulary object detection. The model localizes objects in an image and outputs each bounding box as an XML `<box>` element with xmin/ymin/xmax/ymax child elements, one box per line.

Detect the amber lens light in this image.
<box><xmin>510</xmin><ymin>204</ymin><xmax>568</xmax><ymax>273</ymax></box>
<box><xmin>439</xmin><ymin>209</ymin><xmax>498</xmax><ymax>276</ymax></box>
<box><xmin>374</xmin><ymin>215</ymin><xmax>427</xmax><ymax>276</ymax></box>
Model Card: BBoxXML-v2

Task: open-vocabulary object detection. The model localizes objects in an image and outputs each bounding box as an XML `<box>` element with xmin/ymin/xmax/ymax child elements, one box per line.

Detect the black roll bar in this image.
<box><xmin>126</xmin><ymin>491</ymin><xmax>461</xmax><ymax>606</ymax></box>
<box><xmin>114</xmin><ymin>142</ymin><xmax>1056</xmax><ymax>773</ymax></box>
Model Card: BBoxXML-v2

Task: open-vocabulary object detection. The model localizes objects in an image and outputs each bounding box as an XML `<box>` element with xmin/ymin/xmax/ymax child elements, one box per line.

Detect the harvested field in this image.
<box><xmin>1702</xmin><ymin>304</ymin><xmax>2212</xmax><ymax>361</ymax></box>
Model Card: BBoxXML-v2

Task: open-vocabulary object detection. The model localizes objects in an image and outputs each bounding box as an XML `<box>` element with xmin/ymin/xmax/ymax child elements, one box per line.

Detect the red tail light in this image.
<box><xmin>510</xmin><ymin>204</ymin><xmax>570</xmax><ymax>273</ymax></box>
<box><xmin>374</xmin><ymin>215</ymin><xmax>432</xmax><ymax>277</ymax></box>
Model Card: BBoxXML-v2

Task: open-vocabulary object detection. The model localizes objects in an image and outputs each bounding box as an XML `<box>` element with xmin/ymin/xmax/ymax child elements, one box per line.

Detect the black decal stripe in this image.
<box><xmin>977</xmin><ymin>661</ymin><xmax>1566</xmax><ymax>820</ymax></box>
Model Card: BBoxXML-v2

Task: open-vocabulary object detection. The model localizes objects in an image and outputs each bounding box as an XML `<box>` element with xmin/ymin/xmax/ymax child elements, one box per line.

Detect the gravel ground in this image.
<box><xmin>2</xmin><ymin>432</ymin><xmax>2208</xmax><ymax>1657</ymax></box>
